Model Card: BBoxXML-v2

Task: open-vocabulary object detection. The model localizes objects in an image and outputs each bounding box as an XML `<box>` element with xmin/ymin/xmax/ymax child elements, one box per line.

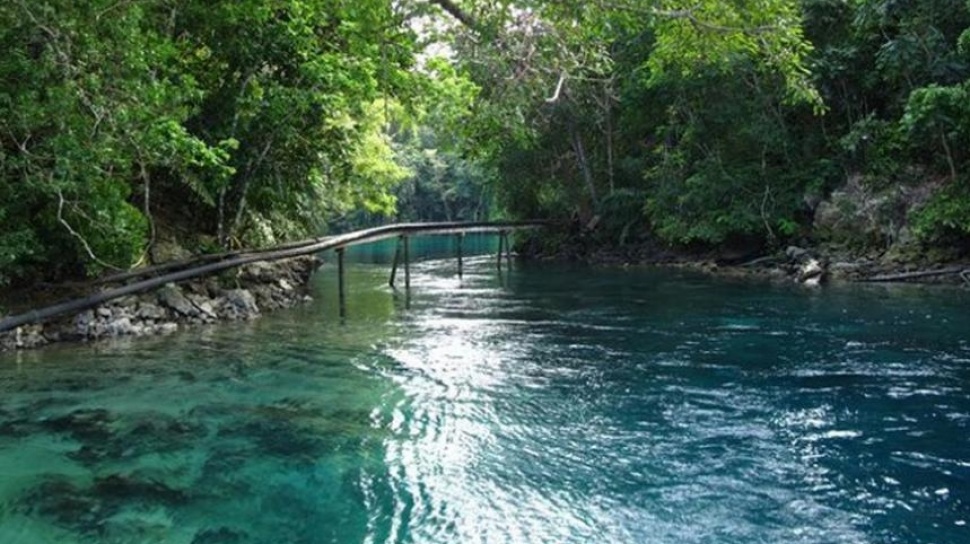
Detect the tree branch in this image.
<box><xmin>545</xmin><ymin>72</ymin><xmax>567</xmax><ymax>103</ymax></box>
<box><xmin>426</xmin><ymin>0</ymin><xmax>478</xmax><ymax>29</ymax></box>
<box><xmin>56</xmin><ymin>189</ymin><xmax>126</xmax><ymax>272</ymax></box>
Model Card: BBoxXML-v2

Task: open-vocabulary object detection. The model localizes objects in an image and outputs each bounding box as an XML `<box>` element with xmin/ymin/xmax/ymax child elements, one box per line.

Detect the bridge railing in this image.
<box><xmin>0</xmin><ymin>220</ymin><xmax>549</xmax><ymax>333</ymax></box>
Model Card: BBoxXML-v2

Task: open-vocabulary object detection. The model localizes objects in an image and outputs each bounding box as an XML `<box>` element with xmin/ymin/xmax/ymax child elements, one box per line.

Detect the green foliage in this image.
<box><xmin>901</xmin><ymin>83</ymin><xmax>970</xmax><ymax>172</ymax></box>
<box><xmin>911</xmin><ymin>180</ymin><xmax>970</xmax><ymax>240</ymax></box>
<box><xmin>5</xmin><ymin>0</ymin><xmax>970</xmax><ymax>288</ymax></box>
<box><xmin>0</xmin><ymin>0</ymin><xmax>421</xmax><ymax>284</ymax></box>
<box><xmin>596</xmin><ymin>189</ymin><xmax>649</xmax><ymax>246</ymax></box>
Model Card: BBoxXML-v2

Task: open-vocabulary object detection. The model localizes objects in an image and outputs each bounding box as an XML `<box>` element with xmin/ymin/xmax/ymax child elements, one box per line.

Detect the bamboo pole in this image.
<box><xmin>389</xmin><ymin>237</ymin><xmax>402</xmax><ymax>288</ymax></box>
<box><xmin>863</xmin><ymin>266</ymin><xmax>968</xmax><ymax>283</ymax></box>
<box><xmin>456</xmin><ymin>232</ymin><xmax>464</xmax><ymax>279</ymax></box>
<box><xmin>0</xmin><ymin>220</ymin><xmax>549</xmax><ymax>333</ymax></box>
<box><xmin>504</xmin><ymin>231</ymin><xmax>513</xmax><ymax>269</ymax></box>
<box><xmin>337</xmin><ymin>248</ymin><xmax>346</xmax><ymax>318</ymax></box>
<box><xmin>403</xmin><ymin>235</ymin><xmax>411</xmax><ymax>291</ymax></box>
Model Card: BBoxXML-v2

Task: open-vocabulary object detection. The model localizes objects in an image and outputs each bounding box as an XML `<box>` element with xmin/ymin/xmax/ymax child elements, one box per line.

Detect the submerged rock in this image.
<box><xmin>21</xmin><ymin>472</ymin><xmax>189</xmax><ymax>536</ymax></box>
<box><xmin>221</xmin><ymin>289</ymin><xmax>260</xmax><ymax>320</ymax></box>
<box><xmin>41</xmin><ymin>408</ymin><xmax>115</xmax><ymax>443</ymax></box>
<box><xmin>192</xmin><ymin>527</ymin><xmax>250</xmax><ymax>544</ymax></box>
<box><xmin>94</xmin><ymin>474</ymin><xmax>188</xmax><ymax>506</ymax></box>
<box><xmin>23</xmin><ymin>478</ymin><xmax>104</xmax><ymax>534</ymax></box>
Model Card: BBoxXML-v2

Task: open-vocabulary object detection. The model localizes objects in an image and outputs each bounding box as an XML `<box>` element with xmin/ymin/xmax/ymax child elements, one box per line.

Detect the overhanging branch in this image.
<box><xmin>427</xmin><ymin>0</ymin><xmax>478</xmax><ymax>29</ymax></box>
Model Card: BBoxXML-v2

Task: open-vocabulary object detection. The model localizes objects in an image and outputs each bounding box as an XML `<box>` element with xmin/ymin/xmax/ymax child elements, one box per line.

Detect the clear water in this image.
<box><xmin>1</xmin><ymin>256</ymin><xmax>969</xmax><ymax>544</ymax></box>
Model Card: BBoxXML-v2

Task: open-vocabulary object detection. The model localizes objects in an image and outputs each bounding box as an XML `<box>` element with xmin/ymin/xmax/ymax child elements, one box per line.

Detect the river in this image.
<box><xmin>1</xmin><ymin>241</ymin><xmax>968</xmax><ymax>543</ymax></box>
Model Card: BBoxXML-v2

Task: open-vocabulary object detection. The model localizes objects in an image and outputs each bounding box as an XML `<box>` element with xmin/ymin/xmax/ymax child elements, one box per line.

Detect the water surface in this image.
<box><xmin>1</xmin><ymin>258</ymin><xmax>968</xmax><ymax>543</ymax></box>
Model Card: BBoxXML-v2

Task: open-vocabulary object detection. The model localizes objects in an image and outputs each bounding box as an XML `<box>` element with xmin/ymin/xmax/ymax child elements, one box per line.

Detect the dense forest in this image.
<box><xmin>2</xmin><ymin>0</ymin><xmax>969</xmax><ymax>288</ymax></box>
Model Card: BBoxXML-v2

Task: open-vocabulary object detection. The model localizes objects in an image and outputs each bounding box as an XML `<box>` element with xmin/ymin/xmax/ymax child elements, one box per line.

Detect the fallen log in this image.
<box><xmin>861</xmin><ymin>266</ymin><xmax>968</xmax><ymax>283</ymax></box>
<box><xmin>0</xmin><ymin>220</ymin><xmax>549</xmax><ymax>334</ymax></box>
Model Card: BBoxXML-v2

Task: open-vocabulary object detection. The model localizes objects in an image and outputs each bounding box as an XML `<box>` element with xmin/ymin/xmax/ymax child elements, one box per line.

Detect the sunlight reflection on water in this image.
<box><xmin>0</xmin><ymin>259</ymin><xmax>969</xmax><ymax>543</ymax></box>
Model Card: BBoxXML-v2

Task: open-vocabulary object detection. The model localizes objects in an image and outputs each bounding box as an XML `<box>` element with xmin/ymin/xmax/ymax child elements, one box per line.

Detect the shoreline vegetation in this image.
<box><xmin>522</xmin><ymin>222</ymin><xmax>970</xmax><ymax>287</ymax></box>
<box><xmin>2</xmin><ymin>1</ymin><xmax>970</xmax><ymax>351</ymax></box>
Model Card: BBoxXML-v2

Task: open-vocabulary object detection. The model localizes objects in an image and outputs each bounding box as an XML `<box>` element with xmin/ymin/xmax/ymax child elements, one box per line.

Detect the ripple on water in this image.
<box><xmin>1</xmin><ymin>263</ymin><xmax>969</xmax><ymax>543</ymax></box>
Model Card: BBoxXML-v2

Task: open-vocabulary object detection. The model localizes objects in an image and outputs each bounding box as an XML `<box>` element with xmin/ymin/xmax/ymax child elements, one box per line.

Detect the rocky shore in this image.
<box><xmin>0</xmin><ymin>256</ymin><xmax>320</xmax><ymax>352</ymax></box>
<box><xmin>522</xmin><ymin>230</ymin><xmax>970</xmax><ymax>288</ymax></box>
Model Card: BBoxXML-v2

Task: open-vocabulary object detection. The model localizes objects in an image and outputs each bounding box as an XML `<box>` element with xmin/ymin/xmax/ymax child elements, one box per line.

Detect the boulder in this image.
<box><xmin>187</xmin><ymin>294</ymin><xmax>218</xmax><ymax>321</ymax></box>
<box><xmin>75</xmin><ymin>310</ymin><xmax>105</xmax><ymax>339</ymax></box>
<box><xmin>104</xmin><ymin>317</ymin><xmax>136</xmax><ymax>337</ymax></box>
<box><xmin>220</xmin><ymin>289</ymin><xmax>260</xmax><ymax>320</ymax></box>
<box><xmin>785</xmin><ymin>246</ymin><xmax>810</xmax><ymax>262</ymax></box>
<box><xmin>154</xmin><ymin>323</ymin><xmax>179</xmax><ymax>335</ymax></box>
<box><xmin>157</xmin><ymin>285</ymin><xmax>198</xmax><ymax>317</ymax></box>
<box><xmin>797</xmin><ymin>258</ymin><xmax>825</xmax><ymax>286</ymax></box>
<box><xmin>136</xmin><ymin>302</ymin><xmax>167</xmax><ymax>321</ymax></box>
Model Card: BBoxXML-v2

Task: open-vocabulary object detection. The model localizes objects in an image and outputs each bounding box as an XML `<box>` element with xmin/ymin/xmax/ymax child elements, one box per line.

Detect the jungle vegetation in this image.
<box><xmin>1</xmin><ymin>0</ymin><xmax>969</xmax><ymax>287</ymax></box>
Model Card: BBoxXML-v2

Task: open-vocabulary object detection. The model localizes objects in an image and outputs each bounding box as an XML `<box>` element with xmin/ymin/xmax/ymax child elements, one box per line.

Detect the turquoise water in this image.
<box><xmin>1</xmin><ymin>257</ymin><xmax>969</xmax><ymax>543</ymax></box>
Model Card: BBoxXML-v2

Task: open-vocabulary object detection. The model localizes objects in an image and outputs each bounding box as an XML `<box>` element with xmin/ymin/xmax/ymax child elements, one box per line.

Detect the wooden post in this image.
<box><xmin>336</xmin><ymin>247</ymin><xmax>346</xmax><ymax>318</ymax></box>
<box><xmin>496</xmin><ymin>231</ymin><xmax>505</xmax><ymax>270</ymax></box>
<box><xmin>403</xmin><ymin>235</ymin><xmax>411</xmax><ymax>291</ymax></box>
<box><xmin>503</xmin><ymin>231</ymin><xmax>513</xmax><ymax>270</ymax></box>
<box><xmin>456</xmin><ymin>232</ymin><xmax>464</xmax><ymax>279</ymax></box>
<box><xmin>389</xmin><ymin>236</ymin><xmax>401</xmax><ymax>288</ymax></box>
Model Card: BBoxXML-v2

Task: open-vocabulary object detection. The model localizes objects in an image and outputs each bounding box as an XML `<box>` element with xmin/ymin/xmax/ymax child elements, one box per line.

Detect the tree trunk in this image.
<box><xmin>571</xmin><ymin>126</ymin><xmax>598</xmax><ymax>206</ymax></box>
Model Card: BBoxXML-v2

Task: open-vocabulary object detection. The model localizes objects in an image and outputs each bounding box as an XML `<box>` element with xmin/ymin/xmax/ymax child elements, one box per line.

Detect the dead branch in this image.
<box><xmin>863</xmin><ymin>267</ymin><xmax>969</xmax><ymax>283</ymax></box>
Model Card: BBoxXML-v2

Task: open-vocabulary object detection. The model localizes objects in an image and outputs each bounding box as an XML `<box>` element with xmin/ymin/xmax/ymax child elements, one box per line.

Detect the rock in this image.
<box><xmin>192</xmin><ymin>527</ymin><xmax>249</xmax><ymax>544</ymax></box>
<box><xmin>104</xmin><ymin>317</ymin><xmax>135</xmax><ymax>337</ymax></box>
<box><xmin>2</xmin><ymin>254</ymin><xmax>317</xmax><ymax>352</ymax></box>
<box><xmin>785</xmin><ymin>246</ymin><xmax>810</xmax><ymax>262</ymax></box>
<box><xmin>797</xmin><ymin>258</ymin><xmax>825</xmax><ymax>285</ymax></box>
<box><xmin>75</xmin><ymin>310</ymin><xmax>104</xmax><ymax>339</ymax></box>
<box><xmin>250</xmin><ymin>285</ymin><xmax>280</xmax><ymax>311</ymax></box>
<box><xmin>187</xmin><ymin>294</ymin><xmax>218</xmax><ymax>321</ymax></box>
<box><xmin>154</xmin><ymin>323</ymin><xmax>179</xmax><ymax>335</ymax></box>
<box><xmin>101</xmin><ymin>507</ymin><xmax>174</xmax><ymax>543</ymax></box>
<box><xmin>221</xmin><ymin>289</ymin><xmax>260</xmax><ymax>320</ymax></box>
<box><xmin>157</xmin><ymin>285</ymin><xmax>198</xmax><ymax>317</ymax></box>
<box><xmin>10</xmin><ymin>324</ymin><xmax>49</xmax><ymax>348</ymax></box>
<box><xmin>150</xmin><ymin>239</ymin><xmax>192</xmax><ymax>263</ymax></box>
<box><xmin>239</xmin><ymin>261</ymin><xmax>278</xmax><ymax>283</ymax></box>
<box><xmin>828</xmin><ymin>261</ymin><xmax>866</xmax><ymax>281</ymax></box>
<box><xmin>239</xmin><ymin>256</ymin><xmax>320</xmax><ymax>286</ymax></box>
<box><xmin>136</xmin><ymin>302</ymin><xmax>167</xmax><ymax>321</ymax></box>
<box><xmin>0</xmin><ymin>331</ymin><xmax>15</xmax><ymax>351</ymax></box>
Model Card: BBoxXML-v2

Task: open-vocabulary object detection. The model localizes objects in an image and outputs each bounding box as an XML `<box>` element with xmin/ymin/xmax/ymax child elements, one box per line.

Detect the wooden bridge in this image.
<box><xmin>0</xmin><ymin>221</ymin><xmax>547</xmax><ymax>333</ymax></box>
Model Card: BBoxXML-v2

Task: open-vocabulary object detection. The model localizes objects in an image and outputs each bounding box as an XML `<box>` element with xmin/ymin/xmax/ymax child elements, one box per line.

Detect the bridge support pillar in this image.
<box><xmin>504</xmin><ymin>231</ymin><xmax>513</xmax><ymax>269</ymax></box>
<box><xmin>388</xmin><ymin>235</ymin><xmax>411</xmax><ymax>292</ymax></box>
<box><xmin>403</xmin><ymin>235</ymin><xmax>411</xmax><ymax>291</ymax></box>
<box><xmin>389</xmin><ymin>237</ymin><xmax>401</xmax><ymax>288</ymax></box>
<box><xmin>497</xmin><ymin>230</ymin><xmax>513</xmax><ymax>271</ymax></box>
<box><xmin>456</xmin><ymin>233</ymin><xmax>464</xmax><ymax>279</ymax></box>
<box><xmin>337</xmin><ymin>247</ymin><xmax>346</xmax><ymax>318</ymax></box>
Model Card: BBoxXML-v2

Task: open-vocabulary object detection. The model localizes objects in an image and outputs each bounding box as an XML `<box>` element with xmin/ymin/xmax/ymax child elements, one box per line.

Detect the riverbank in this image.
<box><xmin>519</xmin><ymin>229</ymin><xmax>970</xmax><ymax>287</ymax></box>
<box><xmin>0</xmin><ymin>256</ymin><xmax>320</xmax><ymax>352</ymax></box>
